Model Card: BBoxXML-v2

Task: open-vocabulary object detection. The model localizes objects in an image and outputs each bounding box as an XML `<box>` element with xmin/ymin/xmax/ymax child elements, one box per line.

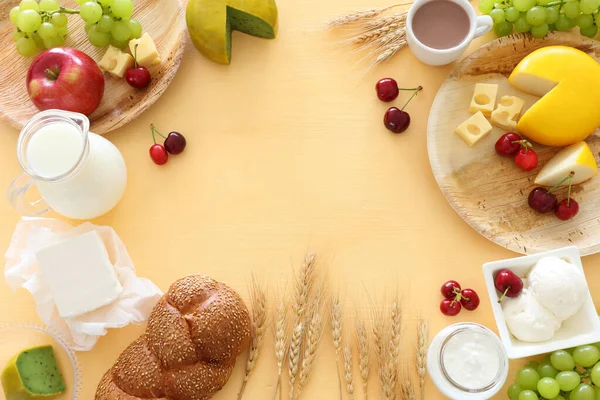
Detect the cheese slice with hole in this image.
<box><xmin>455</xmin><ymin>111</ymin><xmax>493</xmax><ymax>146</ymax></box>
<box><xmin>509</xmin><ymin>46</ymin><xmax>600</xmax><ymax>146</ymax></box>
<box><xmin>469</xmin><ymin>83</ymin><xmax>498</xmax><ymax>117</ymax></box>
<box><xmin>490</xmin><ymin>95</ymin><xmax>525</xmax><ymax>131</ymax></box>
<box><xmin>98</xmin><ymin>46</ymin><xmax>134</xmax><ymax>78</ymax></box>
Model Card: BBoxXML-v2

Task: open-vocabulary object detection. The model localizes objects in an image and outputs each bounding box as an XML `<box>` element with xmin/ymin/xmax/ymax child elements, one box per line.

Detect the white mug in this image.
<box><xmin>406</xmin><ymin>0</ymin><xmax>493</xmax><ymax>66</ymax></box>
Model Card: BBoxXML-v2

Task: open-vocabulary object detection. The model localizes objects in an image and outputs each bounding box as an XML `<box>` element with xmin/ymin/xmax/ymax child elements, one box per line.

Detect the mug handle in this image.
<box><xmin>474</xmin><ymin>15</ymin><xmax>494</xmax><ymax>38</ymax></box>
<box><xmin>7</xmin><ymin>173</ymin><xmax>50</xmax><ymax>217</ymax></box>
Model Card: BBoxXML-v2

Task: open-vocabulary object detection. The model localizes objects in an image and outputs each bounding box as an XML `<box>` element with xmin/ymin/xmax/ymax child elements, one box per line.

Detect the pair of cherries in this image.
<box><xmin>149</xmin><ymin>124</ymin><xmax>186</xmax><ymax>165</ymax></box>
<box><xmin>376</xmin><ymin>78</ymin><xmax>422</xmax><ymax>134</ymax></box>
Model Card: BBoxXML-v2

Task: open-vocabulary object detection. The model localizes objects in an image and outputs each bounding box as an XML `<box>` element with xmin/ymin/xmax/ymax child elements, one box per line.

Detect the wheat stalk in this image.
<box><xmin>372</xmin><ymin>308</ymin><xmax>386</xmax><ymax>393</ymax></box>
<box><xmin>288</xmin><ymin>322</ymin><xmax>304</xmax><ymax>400</ymax></box>
<box><xmin>416</xmin><ymin>320</ymin><xmax>428</xmax><ymax>400</ymax></box>
<box><xmin>389</xmin><ymin>298</ymin><xmax>402</xmax><ymax>388</ymax></box>
<box><xmin>343</xmin><ymin>344</ymin><xmax>355</xmax><ymax>398</ymax></box>
<box><xmin>359</xmin><ymin>13</ymin><xmax>407</xmax><ymax>31</ymax></box>
<box><xmin>293</xmin><ymin>251</ymin><xmax>316</xmax><ymax>320</ymax></box>
<box><xmin>355</xmin><ymin>318</ymin><xmax>370</xmax><ymax>399</ymax></box>
<box><xmin>400</xmin><ymin>370</ymin><xmax>417</xmax><ymax>400</ymax></box>
<box><xmin>324</xmin><ymin>4</ymin><xmax>402</xmax><ymax>29</ymax></box>
<box><xmin>238</xmin><ymin>275</ymin><xmax>268</xmax><ymax>399</ymax></box>
<box><xmin>272</xmin><ymin>295</ymin><xmax>289</xmax><ymax>400</ymax></box>
<box><xmin>330</xmin><ymin>294</ymin><xmax>344</xmax><ymax>400</ymax></box>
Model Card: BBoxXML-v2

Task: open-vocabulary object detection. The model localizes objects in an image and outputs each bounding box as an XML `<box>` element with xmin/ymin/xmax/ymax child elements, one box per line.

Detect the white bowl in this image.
<box><xmin>482</xmin><ymin>246</ymin><xmax>600</xmax><ymax>359</ymax></box>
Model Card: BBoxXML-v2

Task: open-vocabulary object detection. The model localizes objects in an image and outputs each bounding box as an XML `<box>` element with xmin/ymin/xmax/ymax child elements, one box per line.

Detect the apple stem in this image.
<box><xmin>548</xmin><ymin>171</ymin><xmax>575</xmax><ymax>194</ymax></box>
<box><xmin>497</xmin><ymin>286</ymin><xmax>510</xmax><ymax>303</ymax></box>
<box><xmin>400</xmin><ymin>86</ymin><xmax>423</xmax><ymax>111</ymax></box>
<box><xmin>150</xmin><ymin>124</ymin><xmax>167</xmax><ymax>140</ymax></box>
<box><xmin>44</xmin><ymin>68</ymin><xmax>59</xmax><ymax>81</ymax></box>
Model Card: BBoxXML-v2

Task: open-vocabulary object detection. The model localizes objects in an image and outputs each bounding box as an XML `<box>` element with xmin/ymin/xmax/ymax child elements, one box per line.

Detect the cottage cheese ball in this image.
<box><xmin>503</xmin><ymin>288</ymin><xmax>562</xmax><ymax>342</ymax></box>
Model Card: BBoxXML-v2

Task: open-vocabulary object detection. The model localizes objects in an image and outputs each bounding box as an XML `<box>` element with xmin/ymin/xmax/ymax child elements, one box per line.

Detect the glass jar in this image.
<box><xmin>427</xmin><ymin>322</ymin><xmax>508</xmax><ymax>399</ymax></box>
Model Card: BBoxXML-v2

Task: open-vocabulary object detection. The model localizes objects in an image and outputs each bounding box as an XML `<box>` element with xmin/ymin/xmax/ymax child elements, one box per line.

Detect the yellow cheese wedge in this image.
<box><xmin>469</xmin><ymin>83</ymin><xmax>498</xmax><ymax>117</ymax></box>
<box><xmin>455</xmin><ymin>111</ymin><xmax>493</xmax><ymax>146</ymax></box>
<box><xmin>535</xmin><ymin>141</ymin><xmax>598</xmax><ymax>186</ymax></box>
<box><xmin>490</xmin><ymin>95</ymin><xmax>525</xmax><ymax>131</ymax></box>
<box><xmin>509</xmin><ymin>46</ymin><xmax>600</xmax><ymax>147</ymax></box>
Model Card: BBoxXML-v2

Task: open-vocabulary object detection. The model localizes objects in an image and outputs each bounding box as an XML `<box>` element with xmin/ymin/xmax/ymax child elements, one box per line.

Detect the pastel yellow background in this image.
<box><xmin>1</xmin><ymin>0</ymin><xmax>599</xmax><ymax>399</ymax></box>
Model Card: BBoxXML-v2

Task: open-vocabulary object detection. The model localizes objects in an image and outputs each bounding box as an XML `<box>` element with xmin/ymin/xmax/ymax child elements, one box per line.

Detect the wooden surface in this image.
<box><xmin>0</xmin><ymin>0</ymin><xmax>186</xmax><ymax>134</ymax></box>
<box><xmin>0</xmin><ymin>0</ymin><xmax>600</xmax><ymax>399</ymax></box>
<box><xmin>428</xmin><ymin>32</ymin><xmax>600</xmax><ymax>256</ymax></box>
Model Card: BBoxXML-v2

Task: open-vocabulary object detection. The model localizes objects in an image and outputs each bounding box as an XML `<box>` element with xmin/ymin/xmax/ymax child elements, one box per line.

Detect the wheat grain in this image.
<box><xmin>360</xmin><ymin>13</ymin><xmax>407</xmax><ymax>30</ymax></box>
<box><xmin>297</xmin><ymin>286</ymin><xmax>326</xmax><ymax>398</ymax></box>
<box><xmin>324</xmin><ymin>5</ymin><xmax>399</xmax><ymax>29</ymax></box>
<box><xmin>272</xmin><ymin>294</ymin><xmax>288</xmax><ymax>400</ymax></box>
<box><xmin>389</xmin><ymin>298</ymin><xmax>402</xmax><ymax>385</ymax></box>
<box><xmin>343</xmin><ymin>344</ymin><xmax>355</xmax><ymax>397</ymax></box>
<box><xmin>375</xmin><ymin>40</ymin><xmax>407</xmax><ymax>65</ymax></box>
<box><xmin>288</xmin><ymin>322</ymin><xmax>304</xmax><ymax>400</ymax></box>
<box><xmin>372</xmin><ymin>307</ymin><xmax>389</xmax><ymax>399</ymax></box>
<box><xmin>238</xmin><ymin>275</ymin><xmax>268</xmax><ymax>399</ymax></box>
<box><xmin>330</xmin><ymin>293</ymin><xmax>344</xmax><ymax>400</ymax></box>
<box><xmin>293</xmin><ymin>251</ymin><xmax>316</xmax><ymax>320</ymax></box>
<box><xmin>400</xmin><ymin>375</ymin><xmax>417</xmax><ymax>400</ymax></box>
<box><xmin>416</xmin><ymin>320</ymin><xmax>428</xmax><ymax>400</ymax></box>
<box><xmin>355</xmin><ymin>318</ymin><xmax>370</xmax><ymax>398</ymax></box>
<box><xmin>351</xmin><ymin>25</ymin><xmax>398</xmax><ymax>44</ymax></box>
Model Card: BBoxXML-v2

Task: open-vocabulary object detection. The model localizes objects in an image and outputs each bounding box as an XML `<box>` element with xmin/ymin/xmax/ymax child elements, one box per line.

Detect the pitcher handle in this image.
<box><xmin>475</xmin><ymin>15</ymin><xmax>494</xmax><ymax>38</ymax></box>
<box><xmin>7</xmin><ymin>173</ymin><xmax>50</xmax><ymax>217</ymax></box>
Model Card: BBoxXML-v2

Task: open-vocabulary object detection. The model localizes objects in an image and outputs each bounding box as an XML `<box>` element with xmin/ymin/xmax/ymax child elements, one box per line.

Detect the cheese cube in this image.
<box><xmin>469</xmin><ymin>83</ymin><xmax>498</xmax><ymax>117</ymax></box>
<box><xmin>455</xmin><ymin>111</ymin><xmax>493</xmax><ymax>146</ymax></box>
<box><xmin>129</xmin><ymin>32</ymin><xmax>161</xmax><ymax>68</ymax></box>
<box><xmin>35</xmin><ymin>231</ymin><xmax>123</xmax><ymax>319</ymax></box>
<box><xmin>98</xmin><ymin>46</ymin><xmax>135</xmax><ymax>78</ymax></box>
<box><xmin>491</xmin><ymin>95</ymin><xmax>526</xmax><ymax>131</ymax></box>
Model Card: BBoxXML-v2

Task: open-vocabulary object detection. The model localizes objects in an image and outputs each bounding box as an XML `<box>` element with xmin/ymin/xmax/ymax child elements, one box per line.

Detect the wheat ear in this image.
<box><xmin>288</xmin><ymin>323</ymin><xmax>304</xmax><ymax>400</ymax></box>
<box><xmin>416</xmin><ymin>320</ymin><xmax>428</xmax><ymax>400</ymax></box>
<box><xmin>400</xmin><ymin>372</ymin><xmax>417</xmax><ymax>400</ymax></box>
<box><xmin>293</xmin><ymin>251</ymin><xmax>316</xmax><ymax>320</ymax></box>
<box><xmin>389</xmin><ymin>298</ymin><xmax>402</xmax><ymax>388</ymax></box>
<box><xmin>372</xmin><ymin>308</ymin><xmax>386</xmax><ymax>395</ymax></box>
<box><xmin>330</xmin><ymin>294</ymin><xmax>344</xmax><ymax>400</ymax></box>
<box><xmin>272</xmin><ymin>295</ymin><xmax>288</xmax><ymax>400</ymax></box>
<box><xmin>358</xmin><ymin>13</ymin><xmax>407</xmax><ymax>31</ymax></box>
<box><xmin>355</xmin><ymin>317</ymin><xmax>370</xmax><ymax>399</ymax></box>
<box><xmin>343</xmin><ymin>344</ymin><xmax>355</xmax><ymax>398</ymax></box>
<box><xmin>238</xmin><ymin>276</ymin><xmax>268</xmax><ymax>399</ymax></box>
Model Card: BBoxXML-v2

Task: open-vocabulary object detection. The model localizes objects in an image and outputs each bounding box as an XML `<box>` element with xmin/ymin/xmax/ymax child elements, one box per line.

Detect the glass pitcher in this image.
<box><xmin>7</xmin><ymin>110</ymin><xmax>127</xmax><ymax>220</ymax></box>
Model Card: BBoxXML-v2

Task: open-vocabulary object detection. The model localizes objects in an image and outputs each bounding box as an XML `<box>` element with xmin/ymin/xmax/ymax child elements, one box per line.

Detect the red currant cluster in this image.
<box><xmin>439</xmin><ymin>280</ymin><xmax>479</xmax><ymax>316</ymax></box>
<box><xmin>149</xmin><ymin>124</ymin><xmax>186</xmax><ymax>166</ymax></box>
<box><xmin>375</xmin><ymin>78</ymin><xmax>422</xmax><ymax>134</ymax></box>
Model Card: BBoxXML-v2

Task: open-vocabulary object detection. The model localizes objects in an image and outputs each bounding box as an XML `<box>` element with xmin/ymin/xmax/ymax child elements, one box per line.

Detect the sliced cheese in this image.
<box><xmin>129</xmin><ymin>32</ymin><xmax>161</xmax><ymax>68</ymax></box>
<box><xmin>534</xmin><ymin>141</ymin><xmax>598</xmax><ymax>186</ymax></box>
<box><xmin>490</xmin><ymin>95</ymin><xmax>525</xmax><ymax>131</ymax></box>
<box><xmin>469</xmin><ymin>83</ymin><xmax>498</xmax><ymax>117</ymax></box>
<box><xmin>509</xmin><ymin>46</ymin><xmax>600</xmax><ymax>146</ymax></box>
<box><xmin>98</xmin><ymin>45</ymin><xmax>134</xmax><ymax>78</ymax></box>
<box><xmin>455</xmin><ymin>111</ymin><xmax>493</xmax><ymax>146</ymax></box>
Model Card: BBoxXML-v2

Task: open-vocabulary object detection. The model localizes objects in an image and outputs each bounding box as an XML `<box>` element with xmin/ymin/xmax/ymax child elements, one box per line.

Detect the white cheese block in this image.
<box><xmin>491</xmin><ymin>95</ymin><xmax>526</xmax><ymax>131</ymax></box>
<box><xmin>469</xmin><ymin>83</ymin><xmax>498</xmax><ymax>117</ymax></box>
<box><xmin>129</xmin><ymin>32</ymin><xmax>161</xmax><ymax>68</ymax></box>
<box><xmin>455</xmin><ymin>111</ymin><xmax>493</xmax><ymax>146</ymax></box>
<box><xmin>35</xmin><ymin>231</ymin><xmax>123</xmax><ymax>319</ymax></box>
<box><xmin>98</xmin><ymin>46</ymin><xmax>135</xmax><ymax>79</ymax></box>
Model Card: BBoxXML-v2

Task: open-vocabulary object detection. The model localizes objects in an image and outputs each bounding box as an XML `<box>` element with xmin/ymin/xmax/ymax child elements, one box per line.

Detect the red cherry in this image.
<box><xmin>441</xmin><ymin>280</ymin><xmax>461</xmax><ymax>299</ymax></box>
<box><xmin>528</xmin><ymin>187</ymin><xmax>558</xmax><ymax>214</ymax></box>
<box><xmin>150</xmin><ymin>144</ymin><xmax>168</xmax><ymax>165</ymax></box>
<box><xmin>440</xmin><ymin>299</ymin><xmax>461</xmax><ymax>316</ymax></box>
<box><xmin>384</xmin><ymin>107</ymin><xmax>411</xmax><ymax>133</ymax></box>
<box><xmin>164</xmin><ymin>131</ymin><xmax>187</xmax><ymax>155</ymax></box>
<box><xmin>555</xmin><ymin>198</ymin><xmax>579</xmax><ymax>220</ymax></box>
<box><xmin>460</xmin><ymin>289</ymin><xmax>480</xmax><ymax>311</ymax></box>
<box><xmin>495</xmin><ymin>132</ymin><xmax>522</xmax><ymax>156</ymax></box>
<box><xmin>494</xmin><ymin>269</ymin><xmax>523</xmax><ymax>302</ymax></box>
<box><xmin>126</xmin><ymin>67</ymin><xmax>151</xmax><ymax>88</ymax></box>
<box><xmin>515</xmin><ymin>147</ymin><xmax>538</xmax><ymax>171</ymax></box>
<box><xmin>376</xmin><ymin>78</ymin><xmax>400</xmax><ymax>102</ymax></box>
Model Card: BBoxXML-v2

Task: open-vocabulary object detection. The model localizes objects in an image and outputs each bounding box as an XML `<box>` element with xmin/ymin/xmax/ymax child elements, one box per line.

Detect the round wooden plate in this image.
<box><xmin>0</xmin><ymin>0</ymin><xmax>185</xmax><ymax>134</ymax></box>
<box><xmin>428</xmin><ymin>32</ymin><xmax>600</xmax><ymax>256</ymax></box>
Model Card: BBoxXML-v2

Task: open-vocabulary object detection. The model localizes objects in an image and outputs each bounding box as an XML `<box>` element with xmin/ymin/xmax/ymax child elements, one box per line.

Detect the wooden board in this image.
<box><xmin>428</xmin><ymin>32</ymin><xmax>600</xmax><ymax>256</ymax></box>
<box><xmin>0</xmin><ymin>0</ymin><xmax>185</xmax><ymax>134</ymax></box>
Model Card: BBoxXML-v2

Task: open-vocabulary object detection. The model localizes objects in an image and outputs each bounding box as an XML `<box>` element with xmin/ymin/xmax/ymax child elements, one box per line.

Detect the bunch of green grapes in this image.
<box><xmin>9</xmin><ymin>0</ymin><xmax>70</xmax><ymax>56</ymax></box>
<box><xmin>480</xmin><ymin>0</ymin><xmax>600</xmax><ymax>39</ymax></box>
<box><xmin>78</xmin><ymin>0</ymin><xmax>142</xmax><ymax>49</ymax></box>
<box><xmin>508</xmin><ymin>344</ymin><xmax>600</xmax><ymax>400</ymax></box>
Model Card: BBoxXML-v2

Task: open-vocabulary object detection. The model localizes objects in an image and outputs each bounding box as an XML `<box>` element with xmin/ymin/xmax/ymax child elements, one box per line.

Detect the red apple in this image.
<box><xmin>27</xmin><ymin>47</ymin><xmax>104</xmax><ymax>116</ymax></box>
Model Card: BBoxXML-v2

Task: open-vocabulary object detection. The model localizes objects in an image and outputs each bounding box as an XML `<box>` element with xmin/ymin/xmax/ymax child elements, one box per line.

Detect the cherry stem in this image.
<box><xmin>150</xmin><ymin>125</ymin><xmax>157</xmax><ymax>144</ymax></box>
<box><xmin>400</xmin><ymin>86</ymin><xmax>423</xmax><ymax>111</ymax></box>
<box><xmin>547</xmin><ymin>171</ymin><xmax>575</xmax><ymax>194</ymax></box>
<box><xmin>567</xmin><ymin>171</ymin><xmax>574</xmax><ymax>207</ymax></box>
<box><xmin>397</xmin><ymin>87</ymin><xmax>421</xmax><ymax>91</ymax></box>
<box><xmin>133</xmin><ymin>44</ymin><xmax>139</xmax><ymax>69</ymax></box>
<box><xmin>150</xmin><ymin>124</ymin><xmax>167</xmax><ymax>140</ymax></box>
<box><xmin>497</xmin><ymin>286</ymin><xmax>510</xmax><ymax>303</ymax></box>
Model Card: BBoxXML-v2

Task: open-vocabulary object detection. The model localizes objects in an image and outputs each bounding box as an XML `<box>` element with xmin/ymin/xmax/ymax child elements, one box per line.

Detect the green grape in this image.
<box><xmin>494</xmin><ymin>20</ymin><xmax>513</xmax><ymax>35</ymax></box>
<box><xmin>553</xmin><ymin>396</ymin><xmax>566</xmax><ymax>400</ymax></box>
<box><xmin>43</xmin><ymin>34</ymin><xmax>64</xmax><ymax>49</ymax></box>
<box><xmin>526</xmin><ymin>6</ymin><xmax>546</xmax><ymax>25</ymax></box>
<box><xmin>580</xmin><ymin>0</ymin><xmax>599</xmax><ymax>13</ymax></box>
<box><xmin>591</xmin><ymin>362</ymin><xmax>600</xmax><ymax>385</ymax></box>
<box><xmin>564</xmin><ymin>1</ymin><xmax>581</xmax><ymax>18</ymax></box>
<box><xmin>525</xmin><ymin>361</ymin><xmax>540</xmax><ymax>369</ymax></box>
<box><xmin>84</xmin><ymin>22</ymin><xmax>94</xmax><ymax>33</ymax></box>
<box><xmin>556</xmin><ymin>371</ymin><xmax>582</xmax><ymax>391</ymax></box>
<box><xmin>508</xmin><ymin>383</ymin><xmax>522</xmax><ymax>400</ymax></box>
<box><xmin>513</xmin><ymin>0</ymin><xmax>537</xmax><ymax>11</ymax></box>
<box><xmin>76</xmin><ymin>0</ymin><xmax>88</xmax><ymax>4</ymax></box>
<box><xmin>538</xmin><ymin>363</ymin><xmax>559</xmax><ymax>378</ymax></box>
<box><xmin>38</xmin><ymin>22</ymin><xmax>57</xmax><ymax>39</ymax></box>
<box><xmin>479</xmin><ymin>0</ymin><xmax>495</xmax><ymax>13</ymax></box>
<box><xmin>10</xmin><ymin>6</ymin><xmax>21</xmax><ymax>25</ymax></box>
<box><xmin>16</xmin><ymin>37</ymin><xmax>37</xmax><ymax>56</ymax></box>
<box><xmin>31</xmin><ymin>32</ymin><xmax>44</xmax><ymax>49</ymax></box>
<box><xmin>19</xmin><ymin>0</ymin><xmax>39</xmax><ymax>11</ymax></box>
<box><xmin>110</xmin><ymin>20</ymin><xmax>131</xmax><ymax>41</ymax></box>
<box><xmin>51</xmin><ymin>12</ymin><xmax>67</xmax><ymax>27</ymax></box>
<box><xmin>128</xmin><ymin>19</ymin><xmax>142</xmax><ymax>38</ymax></box>
<box><xmin>88</xmin><ymin>25</ymin><xmax>110</xmax><ymax>47</ymax></box>
<box><xmin>515</xmin><ymin>13</ymin><xmax>532</xmax><ymax>31</ymax></box>
<box><xmin>555</xmin><ymin>14</ymin><xmax>572</xmax><ymax>30</ymax></box>
<box><xmin>571</xmin><ymin>383</ymin><xmax>595</xmax><ymax>400</ymax></box>
<box><xmin>531</xmin><ymin>22</ymin><xmax>549</xmax><ymax>37</ymax></box>
<box><xmin>55</xmin><ymin>24</ymin><xmax>68</xmax><ymax>37</ymax></box>
<box><xmin>551</xmin><ymin>350</ymin><xmax>576</xmax><ymax>371</ymax></box>
<box><xmin>17</xmin><ymin>10</ymin><xmax>42</xmax><ymax>33</ymax></box>
<box><xmin>548</xmin><ymin>23</ymin><xmax>555</xmax><ymax>30</ymax></box>
<box><xmin>12</xmin><ymin>29</ymin><xmax>24</xmax><ymax>43</ymax></box>
<box><xmin>573</xmin><ymin>346</ymin><xmax>600</xmax><ymax>367</ymax></box>
<box><xmin>97</xmin><ymin>15</ymin><xmax>114</xmax><ymax>33</ymax></box>
<box><xmin>537</xmin><ymin>0</ymin><xmax>553</xmax><ymax>5</ymax></box>
<box><xmin>537</xmin><ymin>377</ymin><xmax>560</xmax><ymax>399</ymax></box>
<box><xmin>80</xmin><ymin>2</ymin><xmax>103</xmax><ymax>23</ymax></box>
<box><xmin>594</xmin><ymin>386</ymin><xmax>600</xmax><ymax>400</ymax></box>
<box><xmin>111</xmin><ymin>0</ymin><xmax>134</xmax><ymax>19</ymax></box>
<box><xmin>519</xmin><ymin>390</ymin><xmax>539</xmax><ymax>400</ymax></box>
<box><xmin>577</xmin><ymin>14</ymin><xmax>594</xmax><ymax>27</ymax></box>
<box><xmin>580</xmin><ymin>24</ymin><xmax>598</xmax><ymax>36</ymax></box>
<box><xmin>39</xmin><ymin>0</ymin><xmax>60</xmax><ymax>11</ymax></box>
<box><xmin>99</xmin><ymin>0</ymin><xmax>114</xmax><ymax>5</ymax></box>
<box><xmin>109</xmin><ymin>37</ymin><xmax>128</xmax><ymax>49</ymax></box>
<box><xmin>491</xmin><ymin>8</ymin><xmax>506</xmax><ymax>22</ymax></box>
<box><xmin>545</xmin><ymin>7</ymin><xmax>559</xmax><ymax>24</ymax></box>
<box><xmin>517</xmin><ymin>368</ymin><xmax>540</xmax><ymax>391</ymax></box>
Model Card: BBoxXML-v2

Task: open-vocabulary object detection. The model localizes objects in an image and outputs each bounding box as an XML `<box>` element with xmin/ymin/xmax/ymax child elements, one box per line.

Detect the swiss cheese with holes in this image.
<box><xmin>491</xmin><ymin>95</ymin><xmax>525</xmax><ymax>130</ymax></box>
<box><xmin>455</xmin><ymin>111</ymin><xmax>493</xmax><ymax>146</ymax></box>
<box><xmin>469</xmin><ymin>83</ymin><xmax>498</xmax><ymax>117</ymax></box>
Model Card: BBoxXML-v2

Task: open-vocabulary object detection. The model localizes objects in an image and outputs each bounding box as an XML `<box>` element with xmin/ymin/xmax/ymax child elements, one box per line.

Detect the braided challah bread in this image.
<box><xmin>96</xmin><ymin>274</ymin><xmax>251</xmax><ymax>400</ymax></box>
